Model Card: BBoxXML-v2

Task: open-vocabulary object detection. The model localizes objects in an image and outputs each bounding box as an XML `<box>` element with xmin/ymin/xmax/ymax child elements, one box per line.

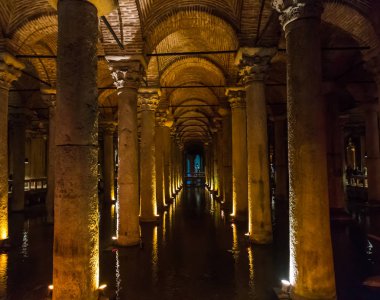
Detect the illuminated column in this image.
<box><xmin>222</xmin><ymin>112</ymin><xmax>232</xmax><ymax>208</ymax></box>
<box><xmin>10</xmin><ymin>114</ymin><xmax>27</xmax><ymax>212</ymax></box>
<box><xmin>273</xmin><ymin>116</ymin><xmax>288</xmax><ymax>202</ymax></box>
<box><xmin>274</xmin><ymin>1</ymin><xmax>336</xmax><ymax>299</ymax></box>
<box><xmin>204</xmin><ymin>144</ymin><xmax>210</xmax><ymax>187</ymax></box>
<box><xmin>217</xmin><ymin>127</ymin><xmax>224</xmax><ymax>199</ymax></box>
<box><xmin>365</xmin><ymin>109</ymin><xmax>380</xmax><ymax>202</ymax></box>
<box><xmin>0</xmin><ymin>53</ymin><xmax>24</xmax><ymax>244</ymax></box>
<box><xmin>107</xmin><ymin>56</ymin><xmax>145</xmax><ymax>245</ymax></box>
<box><xmin>236</xmin><ymin>47</ymin><xmax>275</xmax><ymax>243</ymax></box>
<box><xmin>162</xmin><ymin>124</ymin><xmax>173</xmax><ymax>203</ymax></box>
<box><xmin>227</xmin><ymin>88</ymin><xmax>248</xmax><ymax>221</ymax></box>
<box><xmin>155</xmin><ymin>111</ymin><xmax>167</xmax><ymax>211</ymax></box>
<box><xmin>103</xmin><ymin>124</ymin><xmax>115</xmax><ymax>202</ymax></box>
<box><xmin>42</xmin><ymin>89</ymin><xmax>56</xmax><ymax>223</ymax></box>
<box><xmin>170</xmin><ymin>134</ymin><xmax>176</xmax><ymax>196</ymax></box>
<box><xmin>139</xmin><ymin>88</ymin><xmax>160</xmax><ymax>221</ymax></box>
<box><xmin>51</xmin><ymin>0</ymin><xmax>115</xmax><ymax>298</ymax></box>
<box><xmin>212</xmin><ymin>131</ymin><xmax>219</xmax><ymax>194</ymax></box>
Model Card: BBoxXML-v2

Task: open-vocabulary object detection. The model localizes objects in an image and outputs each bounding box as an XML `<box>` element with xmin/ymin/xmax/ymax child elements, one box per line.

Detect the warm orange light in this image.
<box><xmin>98</xmin><ymin>284</ymin><xmax>107</xmax><ymax>290</ymax></box>
<box><xmin>48</xmin><ymin>284</ymin><xmax>54</xmax><ymax>290</ymax></box>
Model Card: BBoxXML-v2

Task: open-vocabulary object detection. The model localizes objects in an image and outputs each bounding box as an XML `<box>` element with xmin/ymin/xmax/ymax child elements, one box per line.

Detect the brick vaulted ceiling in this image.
<box><xmin>0</xmin><ymin>0</ymin><xmax>378</xmax><ymax>144</ymax></box>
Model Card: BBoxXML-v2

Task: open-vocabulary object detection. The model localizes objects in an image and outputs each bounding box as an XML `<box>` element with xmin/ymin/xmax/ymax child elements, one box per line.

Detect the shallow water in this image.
<box><xmin>2</xmin><ymin>187</ymin><xmax>380</xmax><ymax>299</ymax></box>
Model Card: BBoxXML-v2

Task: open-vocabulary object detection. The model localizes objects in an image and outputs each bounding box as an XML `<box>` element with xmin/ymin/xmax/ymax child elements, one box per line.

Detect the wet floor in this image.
<box><xmin>2</xmin><ymin>187</ymin><xmax>380</xmax><ymax>299</ymax></box>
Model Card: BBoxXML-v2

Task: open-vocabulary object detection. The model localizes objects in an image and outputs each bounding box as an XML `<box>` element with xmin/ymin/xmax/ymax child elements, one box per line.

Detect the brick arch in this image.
<box><xmin>323</xmin><ymin>2</ymin><xmax>380</xmax><ymax>51</ymax></box>
<box><xmin>144</xmin><ymin>9</ymin><xmax>238</xmax><ymax>55</ymax></box>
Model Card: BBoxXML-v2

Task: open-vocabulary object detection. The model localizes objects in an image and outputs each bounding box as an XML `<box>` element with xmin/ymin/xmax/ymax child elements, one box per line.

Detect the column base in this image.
<box><xmin>249</xmin><ymin>232</ymin><xmax>273</xmax><ymax>245</ymax></box>
<box><xmin>114</xmin><ymin>235</ymin><xmax>140</xmax><ymax>247</ymax></box>
<box><xmin>229</xmin><ymin>212</ymin><xmax>248</xmax><ymax>223</ymax></box>
<box><xmin>0</xmin><ymin>238</ymin><xmax>10</xmax><ymax>249</ymax></box>
<box><xmin>139</xmin><ymin>215</ymin><xmax>160</xmax><ymax>223</ymax></box>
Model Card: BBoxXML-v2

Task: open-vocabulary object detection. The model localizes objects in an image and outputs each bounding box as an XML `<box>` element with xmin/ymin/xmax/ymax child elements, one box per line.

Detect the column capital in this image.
<box><xmin>41</xmin><ymin>88</ymin><xmax>57</xmax><ymax>107</ymax></box>
<box><xmin>138</xmin><ymin>88</ymin><xmax>160</xmax><ymax>111</ymax></box>
<box><xmin>107</xmin><ymin>55</ymin><xmax>146</xmax><ymax>90</ymax></box>
<box><xmin>0</xmin><ymin>52</ymin><xmax>25</xmax><ymax>90</ymax></box>
<box><xmin>102</xmin><ymin>123</ymin><xmax>116</xmax><ymax>135</ymax></box>
<box><xmin>226</xmin><ymin>87</ymin><xmax>246</xmax><ymax>109</ymax></box>
<box><xmin>235</xmin><ymin>47</ymin><xmax>276</xmax><ymax>84</ymax></box>
<box><xmin>273</xmin><ymin>0</ymin><xmax>323</xmax><ymax>29</ymax></box>
<box><xmin>48</xmin><ymin>0</ymin><xmax>116</xmax><ymax>16</ymax></box>
<box><xmin>155</xmin><ymin>110</ymin><xmax>168</xmax><ymax>127</ymax></box>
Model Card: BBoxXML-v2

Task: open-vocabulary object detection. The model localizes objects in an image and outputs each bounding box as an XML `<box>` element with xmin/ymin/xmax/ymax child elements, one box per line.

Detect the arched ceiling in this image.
<box><xmin>0</xmin><ymin>0</ymin><xmax>379</xmax><ymax>145</ymax></box>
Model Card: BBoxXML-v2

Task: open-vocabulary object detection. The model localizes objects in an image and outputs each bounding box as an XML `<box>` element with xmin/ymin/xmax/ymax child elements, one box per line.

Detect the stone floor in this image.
<box><xmin>2</xmin><ymin>187</ymin><xmax>380</xmax><ymax>299</ymax></box>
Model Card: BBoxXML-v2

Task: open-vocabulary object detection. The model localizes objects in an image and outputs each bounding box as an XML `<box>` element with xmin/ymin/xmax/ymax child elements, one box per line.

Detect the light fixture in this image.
<box><xmin>48</xmin><ymin>284</ymin><xmax>54</xmax><ymax>290</ymax></box>
<box><xmin>281</xmin><ymin>279</ymin><xmax>291</xmax><ymax>293</ymax></box>
<box><xmin>98</xmin><ymin>284</ymin><xmax>107</xmax><ymax>290</ymax></box>
<box><xmin>24</xmin><ymin>158</ymin><xmax>29</xmax><ymax>164</ymax></box>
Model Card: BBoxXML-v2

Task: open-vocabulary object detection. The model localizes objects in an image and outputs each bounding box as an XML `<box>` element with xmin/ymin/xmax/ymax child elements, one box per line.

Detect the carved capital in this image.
<box><xmin>41</xmin><ymin>88</ymin><xmax>57</xmax><ymax>107</ymax></box>
<box><xmin>226</xmin><ymin>88</ymin><xmax>246</xmax><ymax>109</ymax></box>
<box><xmin>236</xmin><ymin>47</ymin><xmax>276</xmax><ymax>84</ymax></box>
<box><xmin>155</xmin><ymin>110</ymin><xmax>168</xmax><ymax>127</ymax></box>
<box><xmin>273</xmin><ymin>0</ymin><xmax>323</xmax><ymax>29</ymax></box>
<box><xmin>0</xmin><ymin>52</ymin><xmax>25</xmax><ymax>90</ymax></box>
<box><xmin>138</xmin><ymin>88</ymin><xmax>160</xmax><ymax>111</ymax></box>
<box><xmin>107</xmin><ymin>55</ymin><xmax>146</xmax><ymax>90</ymax></box>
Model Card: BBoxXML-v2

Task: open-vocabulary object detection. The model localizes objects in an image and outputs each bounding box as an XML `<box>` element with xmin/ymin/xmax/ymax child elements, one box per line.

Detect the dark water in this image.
<box><xmin>2</xmin><ymin>188</ymin><xmax>380</xmax><ymax>299</ymax></box>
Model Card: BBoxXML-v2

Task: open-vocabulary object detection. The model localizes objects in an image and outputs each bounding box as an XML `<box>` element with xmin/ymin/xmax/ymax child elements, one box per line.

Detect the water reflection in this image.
<box><xmin>152</xmin><ymin>226</ymin><xmax>158</xmax><ymax>286</ymax></box>
<box><xmin>21</xmin><ymin>220</ymin><xmax>29</xmax><ymax>259</ymax></box>
<box><xmin>115</xmin><ymin>250</ymin><xmax>121</xmax><ymax>300</ymax></box>
<box><xmin>0</xmin><ymin>253</ymin><xmax>7</xmax><ymax>298</ymax></box>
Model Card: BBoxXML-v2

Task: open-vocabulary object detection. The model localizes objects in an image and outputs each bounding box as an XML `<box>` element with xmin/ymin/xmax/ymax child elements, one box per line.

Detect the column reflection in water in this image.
<box><xmin>152</xmin><ymin>226</ymin><xmax>158</xmax><ymax>286</ymax></box>
<box><xmin>162</xmin><ymin>210</ymin><xmax>167</xmax><ymax>246</ymax></box>
<box><xmin>21</xmin><ymin>220</ymin><xmax>29</xmax><ymax>259</ymax></box>
<box><xmin>247</xmin><ymin>247</ymin><xmax>254</xmax><ymax>291</ymax></box>
<box><xmin>115</xmin><ymin>250</ymin><xmax>121</xmax><ymax>300</ymax></box>
<box><xmin>0</xmin><ymin>253</ymin><xmax>7</xmax><ymax>298</ymax></box>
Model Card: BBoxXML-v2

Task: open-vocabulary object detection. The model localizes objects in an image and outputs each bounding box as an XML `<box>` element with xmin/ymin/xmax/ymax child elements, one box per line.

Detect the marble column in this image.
<box><xmin>103</xmin><ymin>124</ymin><xmax>115</xmax><ymax>202</ymax></box>
<box><xmin>155</xmin><ymin>111</ymin><xmax>167</xmax><ymax>211</ymax></box>
<box><xmin>227</xmin><ymin>88</ymin><xmax>248</xmax><ymax>221</ymax></box>
<box><xmin>10</xmin><ymin>114</ymin><xmax>27</xmax><ymax>212</ymax></box>
<box><xmin>139</xmin><ymin>88</ymin><xmax>160</xmax><ymax>221</ymax></box>
<box><xmin>107</xmin><ymin>57</ymin><xmax>145</xmax><ymax>246</ymax></box>
<box><xmin>52</xmin><ymin>0</ymin><xmax>112</xmax><ymax>298</ymax></box>
<box><xmin>222</xmin><ymin>113</ymin><xmax>232</xmax><ymax>210</ymax></box>
<box><xmin>0</xmin><ymin>53</ymin><xmax>24</xmax><ymax>243</ymax></box>
<box><xmin>163</xmin><ymin>124</ymin><xmax>172</xmax><ymax>203</ymax></box>
<box><xmin>236</xmin><ymin>47</ymin><xmax>275</xmax><ymax>244</ymax></box>
<box><xmin>365</xmin><ymin>109</ymin><xmax>380</xmax><ymax>202</ymax></box>
<box><xmin>41</xmin><ymin>89</ymin><xmax>56</xmax><ymax>223</ymax></box>
<box><xmin>273</xmin><ymin>116</ymin><xmax>288</xmax><ymax>202</ymax></box>
<box><xmin>274</xmin><ymin>1</ymin><xmax>336</xmax><ymax>299</ymax></box>
<box><xmin>212</xmin><ymin>131</ymin><xmax>219</xmax><ymax>195</ymax></box>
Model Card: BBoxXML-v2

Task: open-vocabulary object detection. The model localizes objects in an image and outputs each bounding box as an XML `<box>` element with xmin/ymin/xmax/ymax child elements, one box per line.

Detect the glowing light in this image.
<box><xmin>281</xmin><ymin>280</ymin><xmax>291</xmax><ymax>293</ymax></box>
<box><xmin>245</xmin><ymin>232</ymin><xmax>250</xmax><ymax>236</ymax></box>
<box><xmin>247</xmin><ymin>247</ymin><xmax>254</xmax><ymax>289</ymax></box>
<box><xmin>231</xmin><ymin>224</ymin><xmax>239</xmax><ymax>261</ymax></box>
<box><xmin>112</xmin><ymin>236</ymin><xmax>117</xmax><ymax>240</ymax></box>
<box><xmin>48</xmin><ymin>285</ymin><xmax>54</xmax><ymax>290</ymax></box>
<box><xmin>0</xmin><ymin>194</ymin><xmax>8</xmax><ymax>241</ymax></box>
<box><xmin>98</xmin><ymin>284</ymin><xmax>107</xmax><ymax>290</ymax></box>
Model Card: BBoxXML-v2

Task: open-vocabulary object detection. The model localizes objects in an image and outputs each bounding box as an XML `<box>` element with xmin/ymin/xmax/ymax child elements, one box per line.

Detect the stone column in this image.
<box><xmin>170</xmin><ymin>134</ymin><xmax>176</xmax><ymax>196</ymax></box>
<box><xmin>155</xmin><ymin>111</ymin><xmax>167</xmax><ymax>211</ymax></box>
<box><xmin>365</xmin><ymin>109</ymin><xmax>380</xmax><ymax>202</ymax></box>
<box><xmin>227</xmin><ymin>88</ymin><xmax>248</xmax><ymax>221</ymax></box>
<box><xmin>212</xmin><ymin>131</ymin><xmax>219</xmax><ymax>195</ymax></box>
<box><xmin>10</xmin><ymin>114</ymin><xmax>27</xmax><ymax>212</ymax></box>
<box><xmin>139</xmin><ymin>88</ymin><xmax>160</xmax><ymax>221</ymax></box>
<box><xmin>107</xmin><ymin>57</ymin><xmax>145</xmax><ymax>246</ymax></box>
<box><xmin>274</xmin><ymin>1</ymin><xmax>336</xmax><ymax>299</ymax></box>
<box><xmin>222</xmin><ymin>112</ymin><xmax>232</xmax><ymax>210</ymax></box>
<box><xmin>236</xmin><ymin>47</ymin><xmax>275</xmax><ymax>244</ymax></box>
<box><xmin>163</xmin><ymin>124</ymin><xmax>172</xmax><ymax>203</ymax></box>
<box><xmin>0</xmin><ymin>53</ymin><xmax>24</xmax><ymax>243</ymax></box>
<box><xmin>103</xmin><ymin>124</ymin><xmax>115</xmax><ymax>202</ymax></box>
<box><xmin>41</xmin><ymin>88</ymin><xmax>56</xmax><ymax>223</ymax></box>
<box><xmin>273</xmin><ymin>116</ymin><xmax>288</xmax><ymax>202</ymax></box>
<box><xmin>52</xmin><ymin>0</ymin><xmax>114</xmax><ymax>298</ymax></box>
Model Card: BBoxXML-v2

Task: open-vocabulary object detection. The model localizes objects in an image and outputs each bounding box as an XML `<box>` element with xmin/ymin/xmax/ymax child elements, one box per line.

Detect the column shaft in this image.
<box><xmin>53</xmin><ymin>1</ymin><xmax>99</xmax><ymax>298</ymax></box>
<box><xmin>46</xmin><ymin>102</ymin><xmax>56</xmax><ymax>223</ymax></box>
<box><xmin>278</xmin><ymin>1</ymin><xmax>336</xmax><ymax>298</ymax></box>
<box><xmin>103</xmin><ymin>128</ymin><xmax>115</xmax><ymax>202</ymax></box>
<box><xmin>11</xmin><ymin>119</ymin><xmax>26</xmax><ymax>212</ymax></box>
<box><xmin>246</xmin><ymin>81</ymin><xmax>272</xmax><ymax>243</ymax></box>
<box><xmin>274</xmin><ymin>118</ymin><xmax>288</xmax><ymax>202</ymax></box>
<box><xmin>155</xmin><ymin>124</ymin><xmax>166</xmax><ymax>211</ymax></box>
<box><xmin>222</xmin><ymin>114</ymin><xmax>232</xmax><ymax>209</ymax></box>
<box><xmin>228</xmin><ymin>91</ymin><xmax>248</xmax><ymax>221</ymax></box>
<box><xmin>366</xmin><ymin>110</ymin><xmax>380</xmax><ymax>202</ymax></box>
